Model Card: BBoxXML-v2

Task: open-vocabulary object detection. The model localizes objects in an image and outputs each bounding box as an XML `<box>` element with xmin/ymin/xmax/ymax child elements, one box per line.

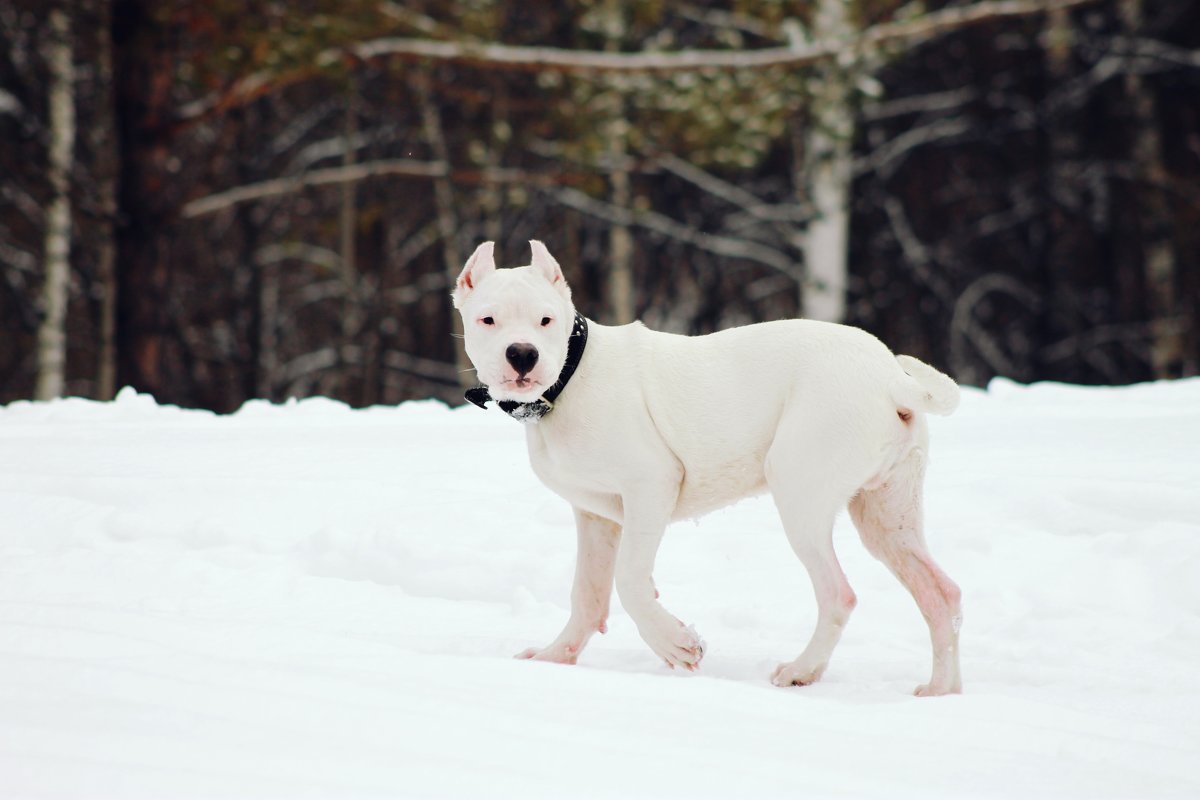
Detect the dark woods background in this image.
<box><xmin>1</xmin><ymin>0</ymin><xmax>1197</xmax><ymax>412</ymax></box>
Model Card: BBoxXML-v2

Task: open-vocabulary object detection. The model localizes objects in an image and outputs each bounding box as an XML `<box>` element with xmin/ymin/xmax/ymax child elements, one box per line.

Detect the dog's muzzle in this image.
<box><xmin>466</xmin><ymin>312</ymin><xmax>589</xmax><ymax>423</ymax></box>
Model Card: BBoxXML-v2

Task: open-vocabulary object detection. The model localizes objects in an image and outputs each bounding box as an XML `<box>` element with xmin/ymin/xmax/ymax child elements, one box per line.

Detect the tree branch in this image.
<box><xmin>281</xmin><ymin>345</ymin><xmax>459</xmax><ymax>388</ymax></box>
<box><xmin>949</xmin><ymin>272</ymin><xmax>1041</xmax><ymax>379</ymax></box>
<box><xmin>656</xmin><ymin>153</ymin><xmax>810</xmax><ymax>230</ymax></box>
<box><xmin>881</xmin><ymin>196</ymin><xmax>956</xmax><ymax>305</ymax></box>
<box><xmin>1</xmin><ymin>181</ymin><xmax>44</xmax><ymax>224</ymax></box>
<box><xmin>386</xmin><ymin>270</ymin><xmax>451</xmax><ymax>306</ymax></box>
<box><xmin>0</xmin><ymin>87</ymin><xmax>24</xmax><ymax>116</ymax></box>
<box><xmin>181</xmin><ymin>0</ymin><xmax>1102</xmax><ymax>121</ymax></box>
<box><xmin>855</xmin><ymin>117</ymin><xmax>974</xmax><ymax>179</ymax></box>
<box><xmin>1041</xmin><ymin>316</ymin><xmax>1192</xmax><ymax>366</ymax></box>
<box><xmin>861</xmin><ymin>87</ymin><xmax>978</xmax><ymax>122</ymax></box>
<box><xmin>548</xmin><ymin>185</ymin><xmax>800</xmax><ymax>279</ymax></box>
<box><xmin>0</xmin><ymin>237</ymin><xmax>37</xmax><ymax>274</ymax></box>
<box><xmin>183</xmin><ymin>158</ymin><xmax>445</xmax><ymax>218</ymax></box>
<box><xmin>182</xmin><ymin>160</ymin><xmax>575</xmax><ymax>218</ymax></box>
<box><xmin>349</xmin><ymin>0</ymin><xmax>1099</xmax><ymax>72</ymax></box>
<box><xmin>255</xmin><ymin>242</ymin><xmax>343</xmax><ymax>273</ymax></box>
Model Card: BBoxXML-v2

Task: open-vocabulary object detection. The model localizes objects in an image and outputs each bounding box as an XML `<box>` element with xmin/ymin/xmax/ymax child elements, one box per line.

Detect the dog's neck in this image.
<box><xmin>465</xmin><ymin>311</ymin><xmax>589</xmax><ymax>422</ymax></box>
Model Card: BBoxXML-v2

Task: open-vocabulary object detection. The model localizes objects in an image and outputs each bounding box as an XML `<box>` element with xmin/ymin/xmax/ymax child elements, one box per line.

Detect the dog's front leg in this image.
<box><xmin>614</xmin><ymin>494</ymin><xmax>705</xmax><ymax>671</ymax></box>
<box><xmin>516</xmin><ymin>508</ymin><xmax>619</xmax><ymax>664</ymax></box>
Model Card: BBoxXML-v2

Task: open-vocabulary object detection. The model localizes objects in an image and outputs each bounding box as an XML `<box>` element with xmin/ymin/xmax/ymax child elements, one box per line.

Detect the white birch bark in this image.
<box><xmin>604</xmin><ymin>0</ymin><xmax>635</xmax><ymax>325</ymax></box>
<box><xmin>35</xmin><ymin>8</ymin><xmax>75</xmax><ymax>400</ymax></box>
<box><xmin>607</xmin><ymin>140</ymin><xmax>635</xmax><ymax>325</ymax></box>
<box><xmin>799</xmin><ymin>0</ymin><xmax>855</xmax><ymax>323</ymax></box>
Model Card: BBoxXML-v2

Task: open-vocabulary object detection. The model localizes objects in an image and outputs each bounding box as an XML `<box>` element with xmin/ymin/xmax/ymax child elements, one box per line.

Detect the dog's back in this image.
<box><xmin>593</xmin><ymin>319</ymin><xmax>944</xmax><ymax>519</ymax></box>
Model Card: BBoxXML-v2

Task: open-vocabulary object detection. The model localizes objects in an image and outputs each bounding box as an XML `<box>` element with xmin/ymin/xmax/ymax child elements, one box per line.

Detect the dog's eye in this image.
<box><xmin>481</xmin><ymin>316</ymin><xmax>495</xmax><ymax>326</ymax></box>
<box><xmin>540</xmin><ymin>317</ymin><xmax>552</xmax><ymax>327</ymax></box>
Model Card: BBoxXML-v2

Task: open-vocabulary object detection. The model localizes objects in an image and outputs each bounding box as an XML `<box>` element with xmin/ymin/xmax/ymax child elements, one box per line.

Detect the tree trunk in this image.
<box><xmin>87</xmin><ymin>0</ymin><xmax>120</xmax><ymax>401</ymax></box>
<box><xmin>798</xmin><ymin>0</ymin><xmax>855</xmax><ymax>323</ymax></box>
<box><xmin>415</xmin><ymin>69</ymin><xmax>471</xmax><ymax>388</ymax></box>
<box><xmin>606</xmin><ymin>157</ymin><xmax>635</xmax><ymax>324</ymax></box>
<box><xmin>482</xmin><ymin>75</ymin><xmax>508</xmax><ymax>243</ymax></box>
<box><xmin>34</xmin><ymin>7</ymin><xmax>76</xmax><ymax>401</ymax></box>
<box><xmin>112</xmin><ymin>0</ymin><xmax>175</xmax><ymax>400</ymax></box>
<box><xmin>339</xmin><ymin>89</ymin><xmax>361</xmax><ymax>401</ymax></box>
<box><xmin>603</xmin><ymin>0</ymin><xmax>635</xmax><ymax>325</ymax></box>
<box><xmin>1034</xmin><ymin>3</ymin><xmax>1077</xmax><ymax>379</ymax></box>
<box><xmin>256</xmin><ymin>252</ymin><xmax>279</xmax><ymax>400</ymax></box>
<box><xmin>1120</xmin><ymin>0</ymin><xmax>1183</xmax><ymax>378</ymax></box>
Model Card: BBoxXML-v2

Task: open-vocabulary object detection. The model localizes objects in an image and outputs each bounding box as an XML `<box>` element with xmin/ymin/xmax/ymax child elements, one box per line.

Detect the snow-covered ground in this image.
<box><xmin>1</xmin><ymin>379</ymin><xmax>1198</xmax><ymax>798</ymax></box>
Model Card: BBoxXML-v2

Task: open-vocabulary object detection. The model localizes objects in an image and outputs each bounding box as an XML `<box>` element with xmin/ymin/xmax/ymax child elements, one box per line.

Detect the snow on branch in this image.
<box><xmin>348</xmin><ymin>0</ymin><xmax>1100</xmax><ymax>73</ymax></box>
<box><xmin>181</xmin><ymin>0</ymin><xmax>1102</xmax><ymax>121</ymax></box>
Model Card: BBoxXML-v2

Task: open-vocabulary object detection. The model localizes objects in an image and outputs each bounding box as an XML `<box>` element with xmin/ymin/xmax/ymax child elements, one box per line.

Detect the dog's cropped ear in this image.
<box><xmin>530</xmin><ymin>240</ymin><xmax>571</xmax><ymax>299</ymax></box>
<box><xmin>453</xmin><ymin>241</ymin><xmax>496</xmax><ymax>308</ymax></box>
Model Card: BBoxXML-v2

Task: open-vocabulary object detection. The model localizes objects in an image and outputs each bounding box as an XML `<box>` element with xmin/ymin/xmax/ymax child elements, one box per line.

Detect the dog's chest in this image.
<box><xmin>525</xmin><ymin>422</ymin><xmax>599</xmax><ymax>488</ymax></box>
<box><xmin>523</xmin><ymin>420</ymin><xmax>625</xmax><ymax>519</ymax></box>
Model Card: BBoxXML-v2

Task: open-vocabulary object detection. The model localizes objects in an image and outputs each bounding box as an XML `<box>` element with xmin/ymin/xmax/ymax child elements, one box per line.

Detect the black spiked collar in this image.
<box><xmin>465</xmin><ymin>312</ymin><xmax>589</xmax><ymax>422</ymax></box>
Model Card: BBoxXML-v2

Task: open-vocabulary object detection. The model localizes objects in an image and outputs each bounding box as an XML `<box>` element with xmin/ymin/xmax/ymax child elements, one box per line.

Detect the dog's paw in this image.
<box><xmin>770</xmin><ymin>659</ymin><xmax>827</xmax><ymax>687</ymax></box>
<box><xmin>639</xmin><ymin>618</ymin><xmax>705</xmax><ymax>671</ymax></box>
<box><xmin>514</xmin><ymin>642</ymin><xmax>581</xmax><ymax>665</ymax></box>
<box><xmin>913</xmin><ymin>680</ymin><xmax>962</xmax><ymax>697</ymax></box>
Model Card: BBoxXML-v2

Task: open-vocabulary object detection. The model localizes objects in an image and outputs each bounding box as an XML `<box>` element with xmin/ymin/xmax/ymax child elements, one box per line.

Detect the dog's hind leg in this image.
<box><xmin>765</xmin><ymin>429</ymin><xmax>860</xmax><ymax>687</ymax></box>
<box><xmin>848</xmin><ymin>436</ymin><xmax>963</xmax><ymax>696</ymax></box>
<box><xmin>516</xmin><ymin>508</ymin><xmax>619</xmax><ymax>664</ymax></box>
<box><xmin>768</xmin><ymin>494</ymin><xmax>858</xmax><ymax>687</ymax></box>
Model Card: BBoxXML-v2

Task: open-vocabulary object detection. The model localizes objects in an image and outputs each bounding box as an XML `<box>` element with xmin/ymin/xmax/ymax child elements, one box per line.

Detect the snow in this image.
<box><xmin>2</xmin><ymin>379</ymin><xmax>1199</xmax><ymax>798</ymax></box>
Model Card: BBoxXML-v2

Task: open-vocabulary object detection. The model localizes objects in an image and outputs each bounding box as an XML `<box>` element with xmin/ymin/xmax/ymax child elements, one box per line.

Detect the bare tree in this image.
<box><xmin>175</xmin><ymin>0</ymin><xmax>1103</xmax><ymax>340</ymax></box>
<box><xmin>338</xmin><ymin>87</ymin><xmax>362</xmax><ymax>399</ymax></box>
<box><xmin>1120</xmin><ymin>0</ymin><xmax>1185</xmax><ymax>377</ymax></box>
<box><xmin>602</xmin><ymin>0</ymin><xmax>635</xmax><ymax>325</ymax></box>
<box><xmin>414</xmin><ymin>68</ymin><xmax>471</xmax><ymax>387</ymax></box>
<box><xmin>34</xmin><ymin>7</ymin><xmax>75</xmax><ymax>400</ymax></box>
<box><xmin>10</xmin><ymin>0</ymin><xmax>1186</xmax><ymax>409</ymax></box>
<box><xmin>796</xmin><ymin>0</ymin><xmax>859</xmax><ymax>322</ymax></box>
<box><xmin>92</xmin><ymin>0</ymin><xmax>119</xmax><ymax>400</ymax></box>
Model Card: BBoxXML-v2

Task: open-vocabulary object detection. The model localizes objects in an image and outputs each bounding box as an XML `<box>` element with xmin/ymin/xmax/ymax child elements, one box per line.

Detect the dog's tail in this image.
<box><xmin>891</xmin><ymin>355</ymin><xmax>960</xmax><ymax>416</ymax></box>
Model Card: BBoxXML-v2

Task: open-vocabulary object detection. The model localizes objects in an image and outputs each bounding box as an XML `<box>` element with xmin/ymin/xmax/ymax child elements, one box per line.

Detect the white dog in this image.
<box><xmin>453</xmin><ymin>240</ymin><xmax>963</xmax><ymax>696</ymax></box>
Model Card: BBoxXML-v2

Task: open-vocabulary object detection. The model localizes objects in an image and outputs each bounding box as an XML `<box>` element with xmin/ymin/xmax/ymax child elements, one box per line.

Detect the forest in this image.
<box><xmin>1</xmin><ymin>0</ymin><xmax>1197</xmax><ymax>411</ymax></box>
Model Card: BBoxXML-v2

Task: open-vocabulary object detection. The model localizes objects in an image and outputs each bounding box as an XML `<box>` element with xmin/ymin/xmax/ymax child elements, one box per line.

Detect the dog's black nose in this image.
<box><xmin>506</xmin><ymin>343</ymin><xmax>539</xmax><ymax>377</ymax></box>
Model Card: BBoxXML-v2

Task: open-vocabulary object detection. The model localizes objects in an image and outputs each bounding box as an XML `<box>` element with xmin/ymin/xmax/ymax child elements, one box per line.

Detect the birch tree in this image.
<box><xmin>602</xmin><ymin>0</ymin><xmax>635</xmax><ymax>325</ymax></box>
<box><xmin>34</xmin><ymin>7</ymin><xmax>75</xmax><ymax>400</ymax></box>
<box><xmin>37</xmin><ymin>0</ymin><xmax>1187</xmax><ymax>411</ymax></box>
<box><xmin>796</xmin><ymin>0</ymin><xmax>860</xmax><ymax>322</ymax></box>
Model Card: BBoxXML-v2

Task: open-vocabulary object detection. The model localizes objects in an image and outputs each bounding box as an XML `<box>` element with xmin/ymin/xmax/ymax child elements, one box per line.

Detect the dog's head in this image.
<box><xmin>452</xmin><ymin>240</ymin><xmax>575</xmax><ymax>402</ymax></box>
